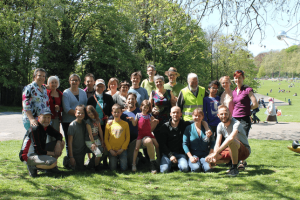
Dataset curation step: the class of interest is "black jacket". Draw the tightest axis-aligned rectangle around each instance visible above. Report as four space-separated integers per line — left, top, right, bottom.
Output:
158 119 191 158
87 93 113 118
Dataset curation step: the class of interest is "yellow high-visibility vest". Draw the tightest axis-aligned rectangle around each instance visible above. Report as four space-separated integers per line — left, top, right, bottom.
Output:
182 86 205 121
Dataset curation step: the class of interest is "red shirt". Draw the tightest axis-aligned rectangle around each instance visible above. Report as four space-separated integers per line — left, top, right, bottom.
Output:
47 89 63 120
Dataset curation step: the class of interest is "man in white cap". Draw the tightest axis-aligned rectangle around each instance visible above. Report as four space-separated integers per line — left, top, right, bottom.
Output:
19 108 65 177
141 64 157 96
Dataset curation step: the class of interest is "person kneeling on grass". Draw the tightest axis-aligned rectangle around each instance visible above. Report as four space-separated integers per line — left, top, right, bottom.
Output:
205 105 251 176
85 105 105 171
19 108 65 177
127 100 160 173
63 105 96 170
105 104 130 171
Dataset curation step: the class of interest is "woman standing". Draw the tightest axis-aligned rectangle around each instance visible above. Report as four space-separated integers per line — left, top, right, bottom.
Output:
106 77 119 96
87 79 113 133
149 75 176 129
232 70 258 169
112 81 131 110
47 76 63 132
265 98 277 123
22 68 49 130
62 74 88 156
219 76 234 114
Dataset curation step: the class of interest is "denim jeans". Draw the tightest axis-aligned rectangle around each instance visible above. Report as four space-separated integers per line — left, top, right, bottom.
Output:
160 153 189 173
188 156 211 172
108 150 128 171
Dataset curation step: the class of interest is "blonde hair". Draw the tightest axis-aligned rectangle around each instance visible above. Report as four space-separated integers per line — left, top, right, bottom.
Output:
107 77 119 91
219 76 231 84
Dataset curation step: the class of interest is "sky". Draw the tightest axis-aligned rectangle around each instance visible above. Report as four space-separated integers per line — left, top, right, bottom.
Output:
198 2 300 57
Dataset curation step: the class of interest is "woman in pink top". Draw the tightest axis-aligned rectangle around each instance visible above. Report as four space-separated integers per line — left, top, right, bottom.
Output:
219 76 234 115
232 70 258 169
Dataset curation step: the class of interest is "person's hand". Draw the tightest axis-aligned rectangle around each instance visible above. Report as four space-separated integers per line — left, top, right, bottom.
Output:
109 150 117 157
190 156 198 163
170 156 178 163
126 117 134 122
91 143 97 151
70 157 76 167
30 119 38 127
107 120 113 125
153 118 159 124
205 130 212 138
55 105 60 112
116 149 124 155
205 153 217 163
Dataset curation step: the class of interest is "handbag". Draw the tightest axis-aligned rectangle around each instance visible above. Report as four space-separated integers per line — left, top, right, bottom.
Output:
94 94 108 124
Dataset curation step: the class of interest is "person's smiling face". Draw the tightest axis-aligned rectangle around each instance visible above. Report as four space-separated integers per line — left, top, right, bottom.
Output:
34 71 46 86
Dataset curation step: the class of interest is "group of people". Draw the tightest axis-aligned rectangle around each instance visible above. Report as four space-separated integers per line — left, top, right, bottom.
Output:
20 66 258 177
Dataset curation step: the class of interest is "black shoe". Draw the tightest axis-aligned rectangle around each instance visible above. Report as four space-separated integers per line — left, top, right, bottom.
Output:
150 160 157 174
227 168 239 176
27 165 38 177
46 166 61 174
63 156 71 169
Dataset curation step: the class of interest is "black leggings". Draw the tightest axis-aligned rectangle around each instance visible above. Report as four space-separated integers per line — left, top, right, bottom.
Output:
62 122 71 157
234 116 251 137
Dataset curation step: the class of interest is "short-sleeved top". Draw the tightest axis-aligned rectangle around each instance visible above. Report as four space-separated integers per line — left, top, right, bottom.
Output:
68 120 87 155
164 82 185 97
217 118 251 153
141 79 156 96
105 120 130 151
128 87 149 107
203 96 221 127
22 82 50 124
85 118 100 141
232 85 253 118
151 90 171 124
121 108 140 142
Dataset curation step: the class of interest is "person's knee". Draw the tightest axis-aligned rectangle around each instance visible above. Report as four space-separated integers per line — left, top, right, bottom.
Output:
180 164 189 172
143 138 153 146
190 164 200 172
160 164 170 173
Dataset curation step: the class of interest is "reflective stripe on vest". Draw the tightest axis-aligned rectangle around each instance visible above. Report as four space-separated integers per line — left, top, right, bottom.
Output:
181 86 205 121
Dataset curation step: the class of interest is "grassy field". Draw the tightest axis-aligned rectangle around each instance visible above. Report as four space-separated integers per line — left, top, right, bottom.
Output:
255 79 300 122
0 139 299 199
0 105 22 113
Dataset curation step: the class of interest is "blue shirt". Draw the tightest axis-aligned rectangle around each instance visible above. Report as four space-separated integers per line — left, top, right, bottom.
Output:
128 87 149 108
203 96 221 127
183 123 215 158
121 108 140 142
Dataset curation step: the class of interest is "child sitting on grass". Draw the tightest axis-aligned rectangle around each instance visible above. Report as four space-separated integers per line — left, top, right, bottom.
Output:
105 104 130 171
127 100 160 174
85 105 104 171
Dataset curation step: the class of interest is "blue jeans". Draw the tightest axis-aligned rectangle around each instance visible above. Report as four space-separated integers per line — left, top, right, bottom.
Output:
108 150 128 171
188 156 211 172
160 153 189 173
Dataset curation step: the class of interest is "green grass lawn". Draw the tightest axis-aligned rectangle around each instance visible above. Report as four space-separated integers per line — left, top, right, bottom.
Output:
1 139 299 199
256 80 300 122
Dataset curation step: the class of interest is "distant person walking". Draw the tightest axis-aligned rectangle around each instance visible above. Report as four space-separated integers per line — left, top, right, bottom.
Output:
264 98 278 123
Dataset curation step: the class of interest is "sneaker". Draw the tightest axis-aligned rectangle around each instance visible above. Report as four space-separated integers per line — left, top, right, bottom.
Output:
132 164 137 172
238 161 247 171
46 166 61 173
27 165 38 177
84 158 90 166
63 156 70 169
150 161 157 174
227 168 239 176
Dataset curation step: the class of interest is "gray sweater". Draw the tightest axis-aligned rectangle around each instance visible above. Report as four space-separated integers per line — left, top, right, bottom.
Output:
62 88 87 123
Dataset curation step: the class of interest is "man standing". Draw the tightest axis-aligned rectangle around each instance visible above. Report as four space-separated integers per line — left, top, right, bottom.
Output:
128 71 149 107
177 73 207 122
141 64 157 96
83 73 95 99
20 108 65 177
205 105 251 176
158 106 191 173
164 67 185 98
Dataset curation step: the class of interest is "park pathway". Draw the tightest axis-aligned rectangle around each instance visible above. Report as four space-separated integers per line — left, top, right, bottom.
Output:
0 112 299 142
